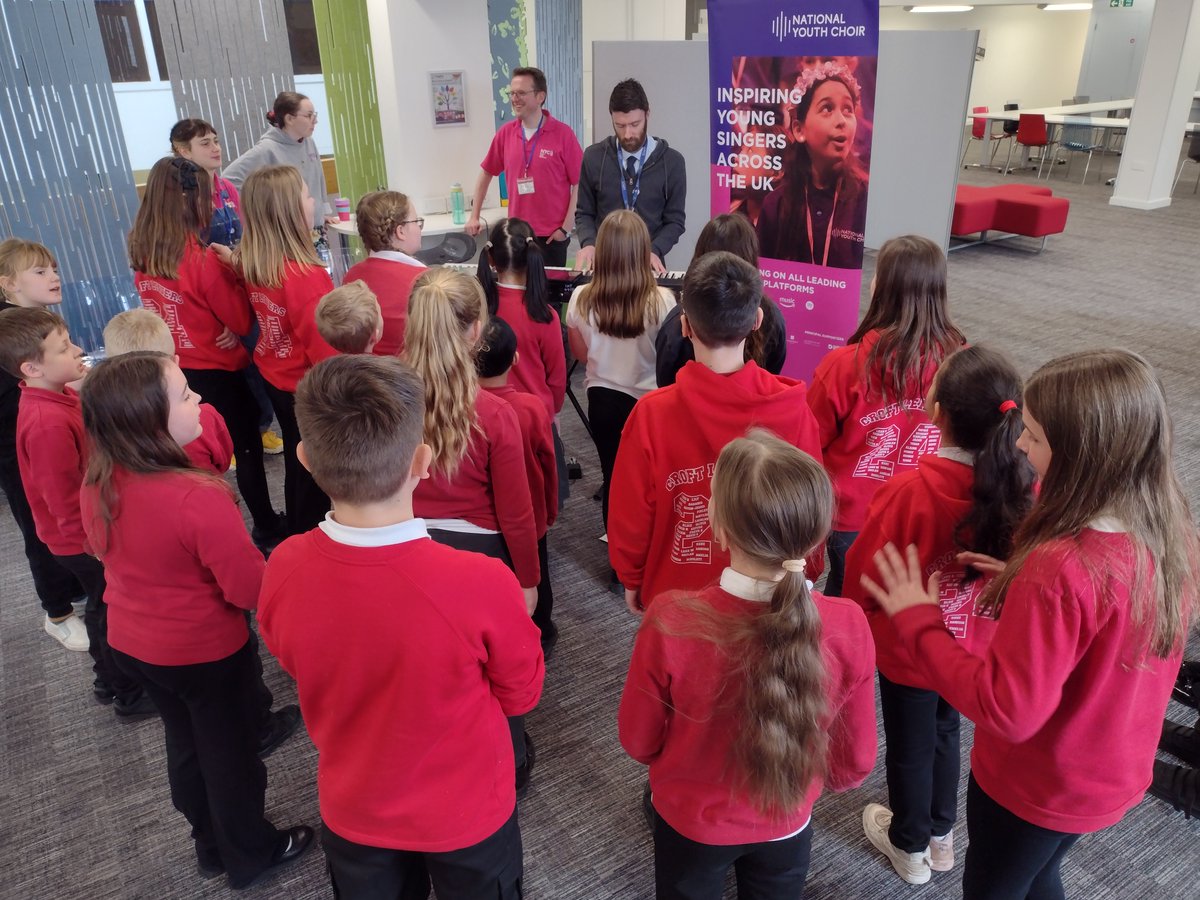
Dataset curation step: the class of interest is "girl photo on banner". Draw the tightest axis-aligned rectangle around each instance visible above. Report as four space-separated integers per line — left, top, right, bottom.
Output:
731 55 877 269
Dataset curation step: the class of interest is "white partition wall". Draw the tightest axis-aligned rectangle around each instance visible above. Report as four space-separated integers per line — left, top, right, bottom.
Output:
591 41 711 269
866 30 978 250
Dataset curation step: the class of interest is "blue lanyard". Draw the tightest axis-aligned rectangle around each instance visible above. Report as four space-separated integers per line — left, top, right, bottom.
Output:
520 114 546 177
620 142 648 210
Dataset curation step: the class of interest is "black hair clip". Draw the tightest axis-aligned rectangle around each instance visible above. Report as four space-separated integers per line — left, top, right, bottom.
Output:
169 157 201 192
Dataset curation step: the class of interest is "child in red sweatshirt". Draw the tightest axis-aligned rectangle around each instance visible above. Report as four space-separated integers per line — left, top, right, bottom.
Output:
806 235 966 596
238 164 338 533
0 307 149 716
0 238 87 651
259 355 543 900
609 251 822 614
342 190 426 356
314 281 384 355
861 349 1198 900
404 267 541 791
477 316 560 653
79 352 310 890
844 346 1036 886
620 430 876 898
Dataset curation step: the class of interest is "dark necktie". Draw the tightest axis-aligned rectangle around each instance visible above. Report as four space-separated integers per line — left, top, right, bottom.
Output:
625 154 638 189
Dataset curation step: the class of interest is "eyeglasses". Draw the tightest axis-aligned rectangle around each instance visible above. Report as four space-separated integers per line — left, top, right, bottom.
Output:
400 217 425 228
297 112 318 120
509 90 540 99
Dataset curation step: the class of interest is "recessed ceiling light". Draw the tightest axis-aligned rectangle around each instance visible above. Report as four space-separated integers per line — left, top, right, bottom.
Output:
905 5 975 12
1038 3 1093 10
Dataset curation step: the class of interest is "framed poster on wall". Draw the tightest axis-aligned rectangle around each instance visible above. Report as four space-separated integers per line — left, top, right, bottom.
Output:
430 70 467 126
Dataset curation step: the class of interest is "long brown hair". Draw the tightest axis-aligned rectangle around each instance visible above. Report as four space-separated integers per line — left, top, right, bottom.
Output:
402 268 486 476
80 353 227 554
236 165 320 288
662 430 833 816
979 349 1196 656
576 210 662 338
847 234 964 405
128 157 213 279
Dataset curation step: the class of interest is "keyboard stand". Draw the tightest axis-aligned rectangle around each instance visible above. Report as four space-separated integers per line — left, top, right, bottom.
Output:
564 359 592 440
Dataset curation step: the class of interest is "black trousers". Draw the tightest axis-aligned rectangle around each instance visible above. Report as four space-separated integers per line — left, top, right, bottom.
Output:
653 810 812 900
533 534 554 635
822 529 859 597
0 458 82 618
427 529 528 770
263 382 331 534
238 325 276 432
245 616 274 733
52 552 141 703
878 673 961 852
586 386 638 528
551 422 568 509
962 774 1081 900
323 808 523 900
112 639 282 886
182 367 278 531
534 235 568 268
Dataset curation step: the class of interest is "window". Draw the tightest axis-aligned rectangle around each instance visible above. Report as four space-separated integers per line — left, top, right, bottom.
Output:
283 0 322 75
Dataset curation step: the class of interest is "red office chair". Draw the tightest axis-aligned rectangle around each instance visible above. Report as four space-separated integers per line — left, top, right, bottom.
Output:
1005 114 1053 179
960 106 1005 168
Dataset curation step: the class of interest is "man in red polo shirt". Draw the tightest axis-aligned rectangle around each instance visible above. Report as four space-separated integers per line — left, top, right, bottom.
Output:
467 67 583 267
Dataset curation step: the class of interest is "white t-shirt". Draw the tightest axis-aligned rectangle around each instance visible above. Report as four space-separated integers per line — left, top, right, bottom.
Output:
566 285 676 398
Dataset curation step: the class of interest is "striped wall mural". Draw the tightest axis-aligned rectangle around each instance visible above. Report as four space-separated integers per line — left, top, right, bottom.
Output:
534 0 583 144
311 0 386 204
152 0 296 165
0 0 141 352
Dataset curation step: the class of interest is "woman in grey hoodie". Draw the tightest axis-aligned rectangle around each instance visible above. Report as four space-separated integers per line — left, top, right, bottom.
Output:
224 92 333 229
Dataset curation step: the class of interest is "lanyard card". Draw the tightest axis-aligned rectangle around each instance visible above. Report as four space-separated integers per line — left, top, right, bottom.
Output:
517 177 536 195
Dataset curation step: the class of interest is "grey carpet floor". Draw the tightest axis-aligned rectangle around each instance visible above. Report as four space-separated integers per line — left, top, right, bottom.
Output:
2 150 1199 898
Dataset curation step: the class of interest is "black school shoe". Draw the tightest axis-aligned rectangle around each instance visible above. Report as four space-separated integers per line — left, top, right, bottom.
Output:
252 513 290 556
258 705 302 759
516 733 537 799
113 691 157 722
93 679 115 705
539 622 559 662
1173 660 1200 710
1159 720 1200 769
228 825 315 891
1149 760 1200 819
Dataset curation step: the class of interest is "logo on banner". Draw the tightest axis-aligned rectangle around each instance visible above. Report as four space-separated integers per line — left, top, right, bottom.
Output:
771 11 866 42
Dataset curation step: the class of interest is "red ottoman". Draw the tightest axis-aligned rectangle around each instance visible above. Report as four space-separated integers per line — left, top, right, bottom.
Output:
993 195 1070 242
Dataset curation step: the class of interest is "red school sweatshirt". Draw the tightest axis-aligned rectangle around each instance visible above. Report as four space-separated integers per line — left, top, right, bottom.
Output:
342 254 425 357
843 454 998 689
80 469 264 666
412 390 540 587
619 581 877 845
608 360 823 607
248 262 338 392
482 383 558 537
891 529 1183 833
258 529 544 852
136 240 253 371
495 285 567 418
806 330 944 532
184 403 234 475
16 385 86 555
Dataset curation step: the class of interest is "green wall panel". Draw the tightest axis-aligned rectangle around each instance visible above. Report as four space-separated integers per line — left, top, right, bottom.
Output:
312 0 387 202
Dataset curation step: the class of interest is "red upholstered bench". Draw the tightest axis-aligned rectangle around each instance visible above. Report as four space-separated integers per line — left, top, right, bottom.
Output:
950 184 1068 252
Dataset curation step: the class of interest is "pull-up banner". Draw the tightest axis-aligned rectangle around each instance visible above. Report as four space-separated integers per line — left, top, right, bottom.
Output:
708 1 879 382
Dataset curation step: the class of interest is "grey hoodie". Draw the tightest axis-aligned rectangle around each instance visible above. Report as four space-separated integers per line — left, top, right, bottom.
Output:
223 127 331 228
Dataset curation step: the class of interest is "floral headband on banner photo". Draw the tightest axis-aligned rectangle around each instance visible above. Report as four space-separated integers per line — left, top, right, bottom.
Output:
786 61 862 131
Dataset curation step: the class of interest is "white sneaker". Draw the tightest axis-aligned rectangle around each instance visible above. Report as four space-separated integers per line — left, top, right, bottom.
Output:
929 830 954 871
44 614 90 652
863 804 932 885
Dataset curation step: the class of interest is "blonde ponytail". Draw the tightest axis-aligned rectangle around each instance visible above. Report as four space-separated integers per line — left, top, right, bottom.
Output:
403 268 486 475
